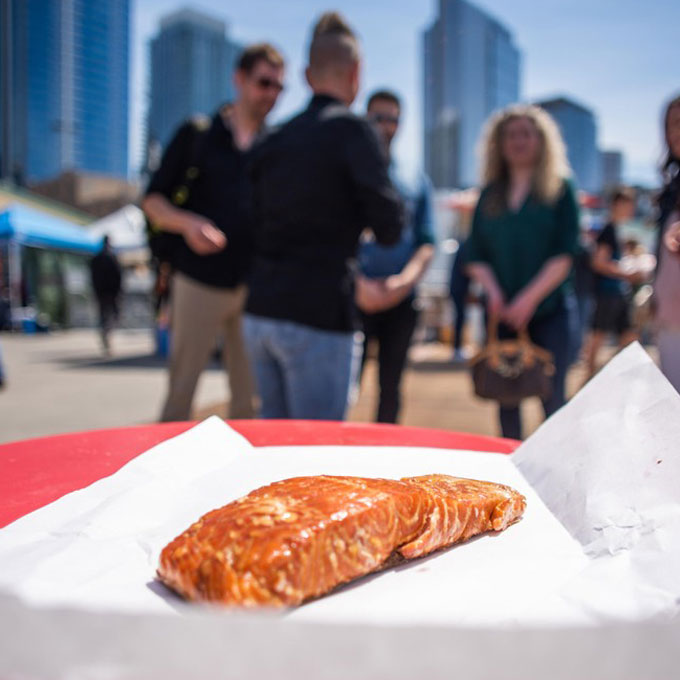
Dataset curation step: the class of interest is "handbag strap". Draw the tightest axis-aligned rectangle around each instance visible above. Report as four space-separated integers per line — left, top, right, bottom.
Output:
485 317 537 369
470 316 555 372
517 327 536 368
486 316 500 368
487 315 500 343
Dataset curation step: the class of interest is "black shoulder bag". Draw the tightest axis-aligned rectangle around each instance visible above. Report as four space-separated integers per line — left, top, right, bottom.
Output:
145 116 211 266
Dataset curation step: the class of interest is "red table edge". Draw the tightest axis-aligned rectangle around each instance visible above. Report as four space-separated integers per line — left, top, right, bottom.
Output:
0 420 519 529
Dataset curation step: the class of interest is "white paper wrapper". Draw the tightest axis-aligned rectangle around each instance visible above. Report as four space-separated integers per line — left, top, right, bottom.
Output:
0 342 678 629
512 342 680 621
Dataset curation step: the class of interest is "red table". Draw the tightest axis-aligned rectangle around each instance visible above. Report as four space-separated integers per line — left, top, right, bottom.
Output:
0 420 518 529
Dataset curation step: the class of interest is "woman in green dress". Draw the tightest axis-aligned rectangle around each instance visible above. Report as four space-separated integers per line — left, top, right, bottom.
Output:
466 104 579 439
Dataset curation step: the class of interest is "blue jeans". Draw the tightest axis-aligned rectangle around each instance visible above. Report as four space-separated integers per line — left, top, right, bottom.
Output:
498 297 577 440
243 315 362 420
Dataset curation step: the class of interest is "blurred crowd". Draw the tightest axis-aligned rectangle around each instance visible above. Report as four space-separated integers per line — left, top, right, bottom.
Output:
109 11 680 439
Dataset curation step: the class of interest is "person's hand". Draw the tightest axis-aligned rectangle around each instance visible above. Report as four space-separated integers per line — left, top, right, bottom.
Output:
625 270 646 286
182 215 227 255
355 276 392 314
664 221 680 258
502 291 538 330
382 274 413 308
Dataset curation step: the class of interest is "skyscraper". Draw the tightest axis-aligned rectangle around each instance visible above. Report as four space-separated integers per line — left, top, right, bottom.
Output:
0 0 130 183
147 9 242 154
536 97 600 193
423 0 521 189
600 149 624 193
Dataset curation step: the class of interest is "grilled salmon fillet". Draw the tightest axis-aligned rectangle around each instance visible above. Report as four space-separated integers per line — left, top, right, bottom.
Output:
157 474 525 607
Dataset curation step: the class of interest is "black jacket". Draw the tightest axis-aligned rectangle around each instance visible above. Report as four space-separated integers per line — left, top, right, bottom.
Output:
247 94 404 332
145 108 255 289
90 250 121 299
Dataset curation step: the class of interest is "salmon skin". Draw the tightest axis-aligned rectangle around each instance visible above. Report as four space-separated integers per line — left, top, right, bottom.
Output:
158 474 526 607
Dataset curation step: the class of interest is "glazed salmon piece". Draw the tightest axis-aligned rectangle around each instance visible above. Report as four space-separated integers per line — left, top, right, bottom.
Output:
397 474 528 559
158 474 525 607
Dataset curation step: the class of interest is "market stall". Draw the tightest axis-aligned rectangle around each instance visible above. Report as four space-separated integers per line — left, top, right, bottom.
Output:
0 202 101 329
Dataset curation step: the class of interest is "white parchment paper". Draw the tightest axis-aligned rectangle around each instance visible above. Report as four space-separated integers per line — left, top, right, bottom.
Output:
0 342 678 628
512 342 680 622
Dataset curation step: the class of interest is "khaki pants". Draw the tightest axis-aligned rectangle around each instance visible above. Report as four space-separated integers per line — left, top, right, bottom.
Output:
160 272 255 421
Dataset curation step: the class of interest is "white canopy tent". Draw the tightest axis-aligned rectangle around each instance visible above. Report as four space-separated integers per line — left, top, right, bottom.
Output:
88 204 148 256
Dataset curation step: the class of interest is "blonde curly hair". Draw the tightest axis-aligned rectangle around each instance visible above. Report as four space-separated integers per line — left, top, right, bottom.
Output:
478 104 571 212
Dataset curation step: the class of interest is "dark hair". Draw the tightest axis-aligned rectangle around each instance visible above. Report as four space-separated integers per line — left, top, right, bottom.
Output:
308 11 359 77
367 89 401 110
312 11 355 39
236 43 285 74
609 186 636 205
662 94 680 165
659 94 680 217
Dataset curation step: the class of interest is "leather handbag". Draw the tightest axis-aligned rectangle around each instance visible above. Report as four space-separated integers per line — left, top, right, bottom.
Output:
469 318 555 407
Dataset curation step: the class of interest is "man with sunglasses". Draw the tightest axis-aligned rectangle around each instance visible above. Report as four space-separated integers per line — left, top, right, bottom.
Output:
142 43 285 422
355 89 435 423
245 13 403 420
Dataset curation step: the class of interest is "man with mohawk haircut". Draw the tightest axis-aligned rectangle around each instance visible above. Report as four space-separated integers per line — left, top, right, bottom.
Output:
245 12 404 421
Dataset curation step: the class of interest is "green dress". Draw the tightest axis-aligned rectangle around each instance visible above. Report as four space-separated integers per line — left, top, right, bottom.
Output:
466 179 580 319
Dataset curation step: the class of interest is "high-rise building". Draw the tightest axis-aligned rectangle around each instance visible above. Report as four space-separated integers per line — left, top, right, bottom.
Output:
147 9 242 154
600 149 624 193
423 0 521 189
0 0 130 183
536 96 600 194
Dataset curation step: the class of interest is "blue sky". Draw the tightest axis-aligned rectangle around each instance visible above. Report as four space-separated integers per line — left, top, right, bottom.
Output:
132 0 680 186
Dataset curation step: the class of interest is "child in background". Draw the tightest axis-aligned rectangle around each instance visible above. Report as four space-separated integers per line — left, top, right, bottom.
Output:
584 187 643 378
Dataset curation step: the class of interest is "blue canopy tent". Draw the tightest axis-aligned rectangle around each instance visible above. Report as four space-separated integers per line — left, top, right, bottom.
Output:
0 203 102 329
0 203 101 254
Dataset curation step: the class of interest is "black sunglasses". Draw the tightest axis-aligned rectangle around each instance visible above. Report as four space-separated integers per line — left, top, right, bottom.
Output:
255 77 285 92
370 113 400 125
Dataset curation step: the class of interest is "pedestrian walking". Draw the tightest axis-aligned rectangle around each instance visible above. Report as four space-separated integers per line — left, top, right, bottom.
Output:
90 235 122 355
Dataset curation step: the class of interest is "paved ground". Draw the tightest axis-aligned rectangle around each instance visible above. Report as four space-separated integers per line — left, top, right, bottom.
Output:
0 329 227 444
194 340 605 438
0 327 633 445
